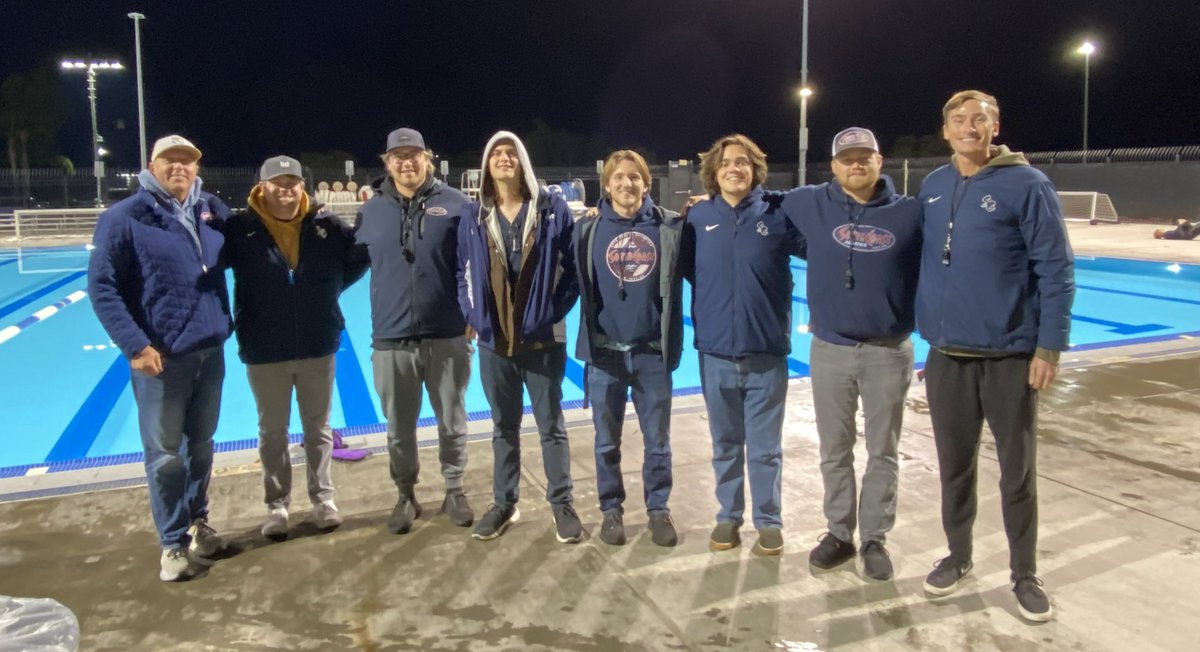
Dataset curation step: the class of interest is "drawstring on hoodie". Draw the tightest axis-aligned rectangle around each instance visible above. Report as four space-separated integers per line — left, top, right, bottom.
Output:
843 200 867 290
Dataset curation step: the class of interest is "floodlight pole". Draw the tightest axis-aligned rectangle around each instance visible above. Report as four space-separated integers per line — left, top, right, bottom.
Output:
798 0 810 185
129 12 148 169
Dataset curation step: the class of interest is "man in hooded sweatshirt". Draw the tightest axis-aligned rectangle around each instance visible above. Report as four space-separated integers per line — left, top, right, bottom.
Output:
221 156 367 539
780 128 922 581
353 128 476 535
457 131 581 543
87 135 230 581
573 150 684 547
681 134 805 557
916 90 1074 623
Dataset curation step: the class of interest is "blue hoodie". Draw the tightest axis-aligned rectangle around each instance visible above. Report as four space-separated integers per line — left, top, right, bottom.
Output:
681 187 805 357
781 175 922 345
916 147 1074 356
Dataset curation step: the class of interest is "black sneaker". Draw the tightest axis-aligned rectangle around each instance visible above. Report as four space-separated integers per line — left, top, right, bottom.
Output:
599 511 625 546
648 511 678 547
472 503 520 541
1012 575 1053 622
553 503 583 544
441 490 474 527
860 540 894 580
924 557 973 596
809 533 855 569
709 522 740 551
387 494 422 535
752 527 784 556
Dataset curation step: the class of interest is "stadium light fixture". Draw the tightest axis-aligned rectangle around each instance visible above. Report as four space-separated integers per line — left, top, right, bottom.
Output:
60 59 124 206
1076 41 1096 162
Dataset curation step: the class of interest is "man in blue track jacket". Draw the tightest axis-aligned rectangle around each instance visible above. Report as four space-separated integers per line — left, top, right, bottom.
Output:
87 135 230 582
353 128 476 535
681 134 805 556
782 128 922 581
457 131 581 543
916 90 1074 623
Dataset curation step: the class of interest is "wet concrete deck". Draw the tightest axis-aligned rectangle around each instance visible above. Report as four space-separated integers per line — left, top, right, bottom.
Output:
1 221 1198 651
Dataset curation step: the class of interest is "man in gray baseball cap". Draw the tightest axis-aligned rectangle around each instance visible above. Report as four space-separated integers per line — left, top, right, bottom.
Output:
221 154 368 540
351 127 477 535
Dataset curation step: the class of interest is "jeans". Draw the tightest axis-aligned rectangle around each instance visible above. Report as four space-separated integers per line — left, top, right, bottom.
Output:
699 352 787 529
130 346 225 549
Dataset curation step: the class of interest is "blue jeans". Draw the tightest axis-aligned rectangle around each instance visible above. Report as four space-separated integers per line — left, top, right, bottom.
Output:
130 346 225 549
699 353 787 529
478 345 573 509
588 349 673 514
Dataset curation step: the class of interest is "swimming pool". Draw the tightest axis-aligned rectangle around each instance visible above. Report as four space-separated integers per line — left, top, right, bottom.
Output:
1 247 1198 475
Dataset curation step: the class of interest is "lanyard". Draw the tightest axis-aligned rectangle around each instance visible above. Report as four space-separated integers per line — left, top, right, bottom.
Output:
942 176 973 266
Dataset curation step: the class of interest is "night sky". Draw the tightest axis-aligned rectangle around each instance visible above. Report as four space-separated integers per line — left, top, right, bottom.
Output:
4 0 1199 169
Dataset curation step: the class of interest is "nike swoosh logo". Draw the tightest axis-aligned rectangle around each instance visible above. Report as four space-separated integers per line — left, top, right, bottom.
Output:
927 196 943 203
706 224 719 231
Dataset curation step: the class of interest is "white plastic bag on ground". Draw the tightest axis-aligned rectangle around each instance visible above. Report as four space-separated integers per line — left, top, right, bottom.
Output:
0 596 79 652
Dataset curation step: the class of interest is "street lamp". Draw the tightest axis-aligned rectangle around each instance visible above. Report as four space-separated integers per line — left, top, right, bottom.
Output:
60 59 124 206
128 12 148 170
797 0 811 185
1076 41 1096 162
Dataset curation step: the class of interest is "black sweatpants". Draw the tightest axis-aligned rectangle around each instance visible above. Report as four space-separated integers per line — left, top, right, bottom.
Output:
925 348 1039 578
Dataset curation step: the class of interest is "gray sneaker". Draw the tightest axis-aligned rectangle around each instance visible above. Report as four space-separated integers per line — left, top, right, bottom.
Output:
752 527 784 556
552 503 583 544
159 547 191 582
261 507 289 540
599 511 626 546
311 501 343 530
1012 575 1053 622
709 522 740 551
648 510 678 547
472 504 520 541
924 557 973 596
860 540 894 580
188 518 221 558
441 490 474 527
387 494 422 535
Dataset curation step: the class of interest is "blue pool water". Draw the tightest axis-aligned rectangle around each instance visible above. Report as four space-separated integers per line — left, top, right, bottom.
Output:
1 246 1198 475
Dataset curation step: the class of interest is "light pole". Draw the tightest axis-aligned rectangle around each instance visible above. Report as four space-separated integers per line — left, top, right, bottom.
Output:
1076 41 1095 163
128 12 148 169
798 0 810 185
61 59 124 206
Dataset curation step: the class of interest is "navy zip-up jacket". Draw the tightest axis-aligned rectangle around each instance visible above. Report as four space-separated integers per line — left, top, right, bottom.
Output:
221 204 367 365
782 175 922 345
681 187 805 357
916 148 1074 355
88 186 231 359
352 176 470 344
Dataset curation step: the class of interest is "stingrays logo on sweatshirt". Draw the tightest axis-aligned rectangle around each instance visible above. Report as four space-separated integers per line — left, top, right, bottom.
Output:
980 194 997 212
605 231 657 282
832 224 895 252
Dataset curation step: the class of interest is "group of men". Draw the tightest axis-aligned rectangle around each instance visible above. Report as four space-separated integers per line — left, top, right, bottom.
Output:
86 89 1073 624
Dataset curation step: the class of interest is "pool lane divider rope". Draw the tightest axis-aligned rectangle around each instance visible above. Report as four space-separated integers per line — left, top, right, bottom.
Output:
0 289 87 344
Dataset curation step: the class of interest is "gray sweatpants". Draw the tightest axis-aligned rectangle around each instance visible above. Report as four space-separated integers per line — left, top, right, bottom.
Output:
246 354 336 510
809 336 913 544
371 336 472 493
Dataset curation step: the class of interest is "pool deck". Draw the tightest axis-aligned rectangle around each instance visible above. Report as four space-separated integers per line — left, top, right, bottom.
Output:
1 221 1198 650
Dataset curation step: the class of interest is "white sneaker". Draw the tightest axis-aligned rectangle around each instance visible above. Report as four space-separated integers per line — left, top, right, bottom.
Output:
311 501 343 530
188 518 222 557
261 507 289 539
159 547 191 582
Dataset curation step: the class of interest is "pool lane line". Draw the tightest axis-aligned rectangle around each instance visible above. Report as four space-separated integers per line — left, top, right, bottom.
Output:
1076 283 1200 307
44 354 130 462
0 270 87 321
333 329 378 427
0 290 87 344
564 357 586 391
0 258 17 269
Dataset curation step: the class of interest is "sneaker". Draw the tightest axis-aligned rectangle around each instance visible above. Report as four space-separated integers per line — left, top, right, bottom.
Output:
441 490 475 527
188 518 221 558
159 547 191 582
648 511 678 547
552 503 583 544
709 522 740 551
752 527 784 556
261 507 289 540
924 557 973 596
472 504 520 541
1012 575 1053 622
599 511 626 546
311 501 343 530
809 532 856 569
387 494 422 535
860 540 894 580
